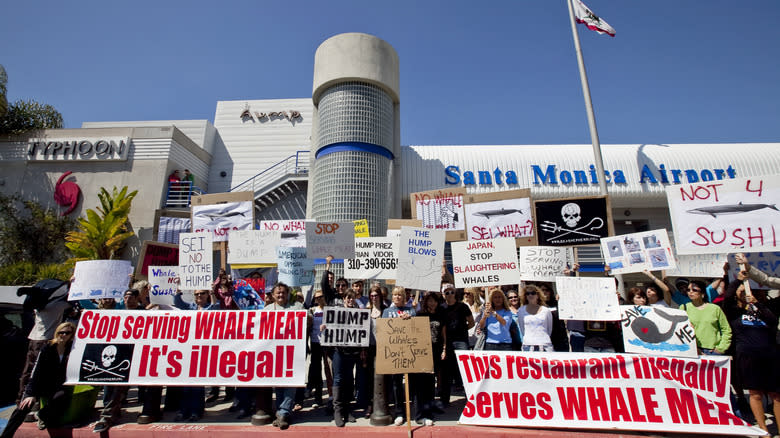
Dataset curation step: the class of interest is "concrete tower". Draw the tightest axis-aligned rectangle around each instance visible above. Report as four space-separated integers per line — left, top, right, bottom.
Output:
307 33 400 236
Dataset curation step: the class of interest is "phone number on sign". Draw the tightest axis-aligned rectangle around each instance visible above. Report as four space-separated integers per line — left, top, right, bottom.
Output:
347 258 397 270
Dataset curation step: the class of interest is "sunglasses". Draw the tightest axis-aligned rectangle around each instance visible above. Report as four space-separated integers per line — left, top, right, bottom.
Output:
444 291 455 295
315 295 325 299
508 296 519 299
194 292 208 296
525 291 538 296
57 331 73 335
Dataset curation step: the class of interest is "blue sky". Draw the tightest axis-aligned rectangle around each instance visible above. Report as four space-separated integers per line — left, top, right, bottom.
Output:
2 0 779 146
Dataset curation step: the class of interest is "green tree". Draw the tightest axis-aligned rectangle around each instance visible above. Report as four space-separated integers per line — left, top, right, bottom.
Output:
0 193 75 266
0 99 63 134
65 186 138 262
0 65 7 119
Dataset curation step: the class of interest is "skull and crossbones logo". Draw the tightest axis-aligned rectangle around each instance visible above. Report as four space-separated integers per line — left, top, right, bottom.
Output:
540 203 604 241
81 345 130 379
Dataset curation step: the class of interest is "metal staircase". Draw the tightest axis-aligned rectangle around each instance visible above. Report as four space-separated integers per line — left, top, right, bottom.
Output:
230 150 310 208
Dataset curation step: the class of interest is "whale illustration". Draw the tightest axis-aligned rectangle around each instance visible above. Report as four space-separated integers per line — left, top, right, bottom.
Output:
630 308 689 344
474 208 522 219
203 211 246 220
687 202 779 218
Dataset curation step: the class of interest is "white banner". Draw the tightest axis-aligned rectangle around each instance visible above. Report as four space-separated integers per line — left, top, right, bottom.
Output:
320 307 371 347
465 197 534 240
345 236 398 280
276 247 314 287
556 276 620 321
192 201 253 242
666 174 780 255
148 266 178 307
305 222 355 259
67 310 307 386
601 229 676 274
178 233 213 290
228 230 281 264
620 305 697 358
69 260 134 300
667 254 725 278
396 226 445 291
413 189 465 232
451 237 520 288
456 351 761 435
259 220 306 247
518 246 575 282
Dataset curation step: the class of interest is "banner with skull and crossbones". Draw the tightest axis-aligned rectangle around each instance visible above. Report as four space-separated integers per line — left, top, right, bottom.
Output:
534 196 613 246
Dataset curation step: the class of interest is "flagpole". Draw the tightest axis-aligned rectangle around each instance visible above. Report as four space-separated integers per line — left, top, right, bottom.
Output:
566 0 608 196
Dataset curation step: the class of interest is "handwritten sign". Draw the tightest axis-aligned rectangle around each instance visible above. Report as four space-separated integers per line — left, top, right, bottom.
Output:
666 174 780 254
396 227 445 291
192 200 253 242
276 247 314 287
667 254 725 278
69 260 134 300
556 276 620 321
727 252 780 289
320 307 371 347
136 241 179 280
353 219 370 238
620 305 697 358
179 232 213 290
518 246 575 282
601 229 676 274
375 317 433 374
411 188 466 241
464 190 535 244
259 220 306 248
228 230 281 264
345 236 398 280
148 266 178 306
451 237 521 288
305 222 355 259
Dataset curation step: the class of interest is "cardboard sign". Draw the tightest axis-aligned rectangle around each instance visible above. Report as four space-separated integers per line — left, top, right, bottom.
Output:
518 246 576 282
320 307 371 347
345 236 399 280
148 266 178 307
353 219 370 238
620 305 697 358
386 219 422 237
67 310 307 386
464 189 537 246
556 276 621 321
259 219 306 247
276 247 314 287
534 195 613 247
666 174 780 254
727 252 780 290
375 317 433 374
451 237 521 288
410 187 467 241
305 222 355 259
136 241 179 280
396 227 445 291
70 260 134 300
191 192 254 242
601 229 676 274
228 230 281 265
456 351 761 436
178 233 214 290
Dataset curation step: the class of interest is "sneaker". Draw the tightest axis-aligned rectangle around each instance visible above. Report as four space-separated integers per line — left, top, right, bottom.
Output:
424 418 434 426
35 412 46 430
137 414 159 424
394 416 404 426
93 419 111 433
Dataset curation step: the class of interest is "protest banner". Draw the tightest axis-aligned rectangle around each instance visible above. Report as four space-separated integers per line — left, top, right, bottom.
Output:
666 174 780 255
66 309 306 386
148 266 178 307
727 252 780 289
386 218 422 237
396 226 445 291
227 230 281 265
276 247 314 287
620 305 697 358
191 192 254 242
410 187 467 241
155 209 192 244
179 232 213 290
556 276 620 321
320 307 370 347
136 241 179 280
353 219 370 238
456 351 761 435
451 237 520 288
534 195 613 247
601 229 676 274
518 246 576 282
305 221 355 259
69 260 135 300
345 236 398 280
375 317 433 374
667 254 725 278
464 189 537 246
259 219 306 247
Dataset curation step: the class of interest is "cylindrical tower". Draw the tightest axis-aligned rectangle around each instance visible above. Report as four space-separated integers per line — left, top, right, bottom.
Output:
307 33 400 237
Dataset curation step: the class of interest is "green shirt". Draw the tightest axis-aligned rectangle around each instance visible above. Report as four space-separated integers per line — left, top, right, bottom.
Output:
680 302 731 352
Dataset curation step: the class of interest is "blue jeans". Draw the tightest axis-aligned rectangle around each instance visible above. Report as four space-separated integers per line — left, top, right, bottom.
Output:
485 343 513 351
275 387 296 418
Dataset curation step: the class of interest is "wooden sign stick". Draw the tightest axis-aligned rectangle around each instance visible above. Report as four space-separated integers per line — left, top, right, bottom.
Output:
405 373 412 437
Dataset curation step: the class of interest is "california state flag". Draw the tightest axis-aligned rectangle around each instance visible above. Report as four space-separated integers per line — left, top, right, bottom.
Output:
573 0 616 37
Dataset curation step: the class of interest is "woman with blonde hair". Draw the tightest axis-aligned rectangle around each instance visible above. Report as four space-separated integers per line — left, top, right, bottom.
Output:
518 285 554 352
479 288 513 351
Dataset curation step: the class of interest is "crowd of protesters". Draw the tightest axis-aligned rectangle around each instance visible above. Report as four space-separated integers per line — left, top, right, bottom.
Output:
2 252 779 435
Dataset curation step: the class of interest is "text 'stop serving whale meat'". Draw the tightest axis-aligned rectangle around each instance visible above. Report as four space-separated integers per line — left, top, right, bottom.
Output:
686 202 779 218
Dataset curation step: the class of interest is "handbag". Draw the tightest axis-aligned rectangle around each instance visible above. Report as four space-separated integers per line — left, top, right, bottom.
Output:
474 330 487 351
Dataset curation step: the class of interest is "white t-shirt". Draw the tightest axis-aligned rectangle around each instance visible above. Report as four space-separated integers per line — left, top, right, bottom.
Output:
518 305 553 346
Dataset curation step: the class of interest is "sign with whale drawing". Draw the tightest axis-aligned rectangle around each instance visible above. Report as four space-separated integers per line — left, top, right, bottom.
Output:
464 189 537 246
620 305 697 358
600 229 676 275
191 191 255 242
666 174 780 255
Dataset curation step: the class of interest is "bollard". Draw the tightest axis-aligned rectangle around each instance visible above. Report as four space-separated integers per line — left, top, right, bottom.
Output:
369 374 392 426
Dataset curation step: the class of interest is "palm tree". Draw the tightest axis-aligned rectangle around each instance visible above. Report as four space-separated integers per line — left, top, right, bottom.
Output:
65 186 138 262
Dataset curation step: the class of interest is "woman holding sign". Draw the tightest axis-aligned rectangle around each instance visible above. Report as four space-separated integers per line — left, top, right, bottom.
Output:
325 291 364 427
479 288 514 351
517 285 553 352
381 287 416 426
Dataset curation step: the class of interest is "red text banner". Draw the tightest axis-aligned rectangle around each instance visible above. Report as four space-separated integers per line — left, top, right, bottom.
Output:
456 351 764 436
67 310 307 387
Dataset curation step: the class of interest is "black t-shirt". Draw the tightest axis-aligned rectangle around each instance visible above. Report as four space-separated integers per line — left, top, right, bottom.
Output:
445 302 471 343
419 307 447 346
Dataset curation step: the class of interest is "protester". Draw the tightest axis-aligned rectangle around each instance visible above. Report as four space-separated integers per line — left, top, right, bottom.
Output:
642 270 672 307
381 287 415 426
307 290 330 410
324 291 363 427
479 287 513 351
736 253 780 289
360 285 386 417
626 287 648 306
517 285 553 352
463 287 482 348
680 280 731 355
415 292 446 426
440 283 473 407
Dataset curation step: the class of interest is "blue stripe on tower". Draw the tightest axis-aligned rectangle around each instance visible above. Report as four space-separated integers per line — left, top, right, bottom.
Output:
315 142 394 160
